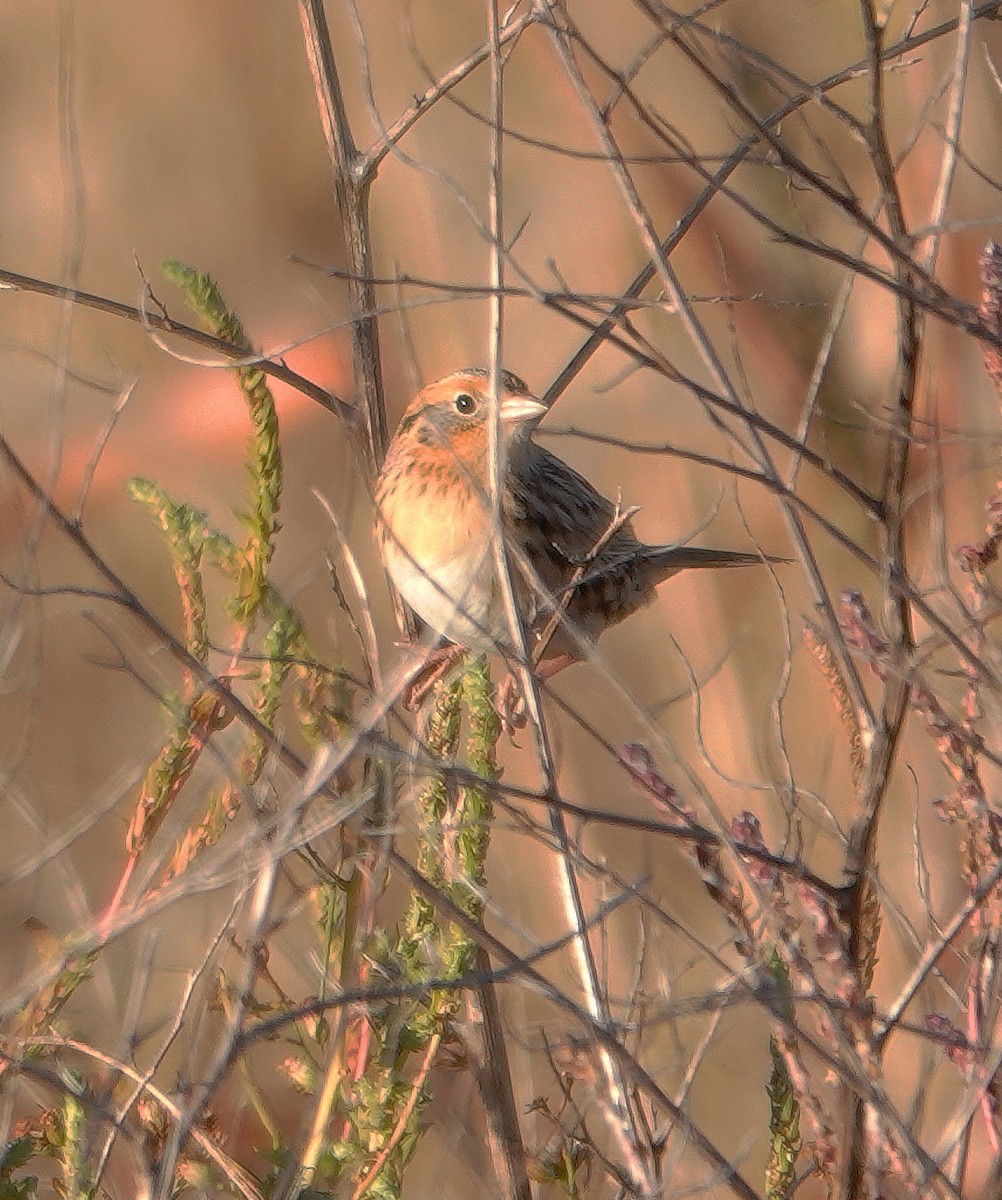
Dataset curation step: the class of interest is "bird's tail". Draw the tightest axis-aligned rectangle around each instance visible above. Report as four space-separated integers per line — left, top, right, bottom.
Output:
641 545 787 579
561 545 787 601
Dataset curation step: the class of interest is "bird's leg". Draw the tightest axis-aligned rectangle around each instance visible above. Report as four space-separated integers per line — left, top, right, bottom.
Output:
537 652 578 679
496 650 580 737
401 642 469 711
495 672 527 736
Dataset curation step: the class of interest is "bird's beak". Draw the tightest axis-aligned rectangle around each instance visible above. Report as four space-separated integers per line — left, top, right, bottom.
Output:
499 396 547 425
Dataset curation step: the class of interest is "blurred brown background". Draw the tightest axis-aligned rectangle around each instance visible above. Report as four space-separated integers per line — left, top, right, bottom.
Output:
2 1 1002 1194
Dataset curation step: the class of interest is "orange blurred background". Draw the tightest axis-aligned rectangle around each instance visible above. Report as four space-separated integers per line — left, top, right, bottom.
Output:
2 1 1002 1194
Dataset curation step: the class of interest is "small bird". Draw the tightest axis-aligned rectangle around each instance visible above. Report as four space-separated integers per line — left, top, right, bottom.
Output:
375 368 777 680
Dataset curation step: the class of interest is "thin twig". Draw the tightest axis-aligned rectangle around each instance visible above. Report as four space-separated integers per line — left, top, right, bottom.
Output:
13 1034 265 1200
0 265 354 422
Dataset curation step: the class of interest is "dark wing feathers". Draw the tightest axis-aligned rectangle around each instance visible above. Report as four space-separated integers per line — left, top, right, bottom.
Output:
505 445 642 563
505 443 778 633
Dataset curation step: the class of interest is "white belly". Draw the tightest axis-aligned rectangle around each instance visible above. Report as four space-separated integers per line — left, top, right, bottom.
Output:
385 538 505 652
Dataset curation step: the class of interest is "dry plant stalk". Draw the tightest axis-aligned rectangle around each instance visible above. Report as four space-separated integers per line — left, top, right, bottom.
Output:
7 5 1002 1200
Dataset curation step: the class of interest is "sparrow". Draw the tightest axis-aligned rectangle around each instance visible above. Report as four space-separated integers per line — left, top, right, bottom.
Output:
375 368 777 680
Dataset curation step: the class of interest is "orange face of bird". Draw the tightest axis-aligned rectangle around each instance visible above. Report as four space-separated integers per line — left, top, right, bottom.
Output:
384 369 547 486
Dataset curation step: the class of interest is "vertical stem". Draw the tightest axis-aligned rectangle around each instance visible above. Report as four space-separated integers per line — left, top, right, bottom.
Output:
486 4 653 1196
478 12 537 1198
461 657 533 1200
298 0 418 659
298 0 388 476
838 4 919 1195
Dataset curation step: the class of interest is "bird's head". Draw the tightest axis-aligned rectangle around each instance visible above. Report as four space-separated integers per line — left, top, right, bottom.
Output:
391 368 547 471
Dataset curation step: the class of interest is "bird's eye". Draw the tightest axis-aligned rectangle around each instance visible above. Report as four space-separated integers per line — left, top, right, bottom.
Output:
454 392 477 415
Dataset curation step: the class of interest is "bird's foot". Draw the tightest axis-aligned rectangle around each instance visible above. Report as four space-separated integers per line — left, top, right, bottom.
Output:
402 643 469 711
496 673 528 740
496 653 579 740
